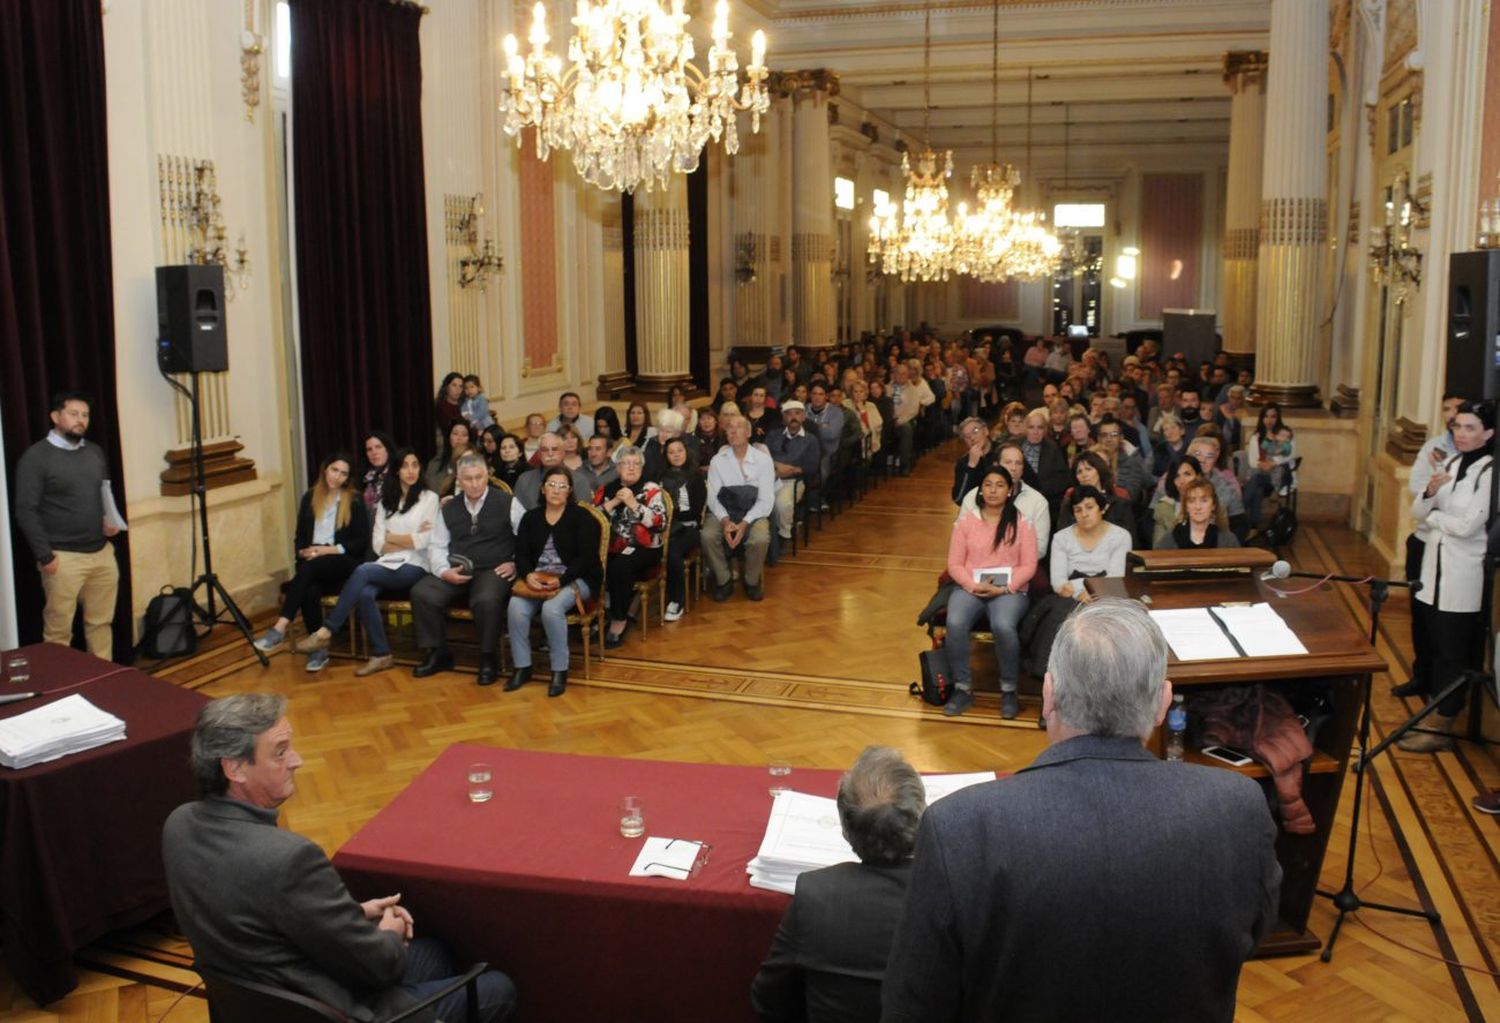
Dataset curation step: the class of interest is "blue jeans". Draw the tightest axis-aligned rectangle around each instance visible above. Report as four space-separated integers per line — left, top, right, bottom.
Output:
324 561 427 656
945 588 1029 691
399 935 516 1023
508 579 589 672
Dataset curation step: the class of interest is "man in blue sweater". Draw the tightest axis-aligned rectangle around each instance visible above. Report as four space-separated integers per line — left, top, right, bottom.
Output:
15 392 122 659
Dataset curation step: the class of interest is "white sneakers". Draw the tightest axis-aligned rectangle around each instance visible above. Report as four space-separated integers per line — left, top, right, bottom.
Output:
664 602 684 622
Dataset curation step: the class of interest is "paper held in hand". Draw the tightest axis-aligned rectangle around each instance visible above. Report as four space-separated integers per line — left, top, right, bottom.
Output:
974 566 1011 588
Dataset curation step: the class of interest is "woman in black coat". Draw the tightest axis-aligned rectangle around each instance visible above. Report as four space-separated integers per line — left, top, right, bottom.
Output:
506 466 603 697
658 437 706 622
252 452 370 670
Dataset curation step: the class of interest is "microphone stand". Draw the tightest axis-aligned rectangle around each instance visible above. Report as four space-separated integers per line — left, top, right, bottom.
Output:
1305 573 1438 962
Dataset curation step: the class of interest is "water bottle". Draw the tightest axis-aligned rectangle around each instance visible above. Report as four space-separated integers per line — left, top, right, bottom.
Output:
1165 695 1187 762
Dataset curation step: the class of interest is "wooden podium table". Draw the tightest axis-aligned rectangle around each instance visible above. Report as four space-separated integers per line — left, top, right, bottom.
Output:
1086 571 1387 956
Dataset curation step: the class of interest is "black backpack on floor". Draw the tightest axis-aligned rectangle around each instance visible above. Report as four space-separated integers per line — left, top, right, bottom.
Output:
137 586 198 660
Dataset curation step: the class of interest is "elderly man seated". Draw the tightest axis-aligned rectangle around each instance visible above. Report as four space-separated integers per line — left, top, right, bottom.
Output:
163 694 516 1022
765 400 821 543
510 432 594 529
751 746 925 1023
703 414 776 601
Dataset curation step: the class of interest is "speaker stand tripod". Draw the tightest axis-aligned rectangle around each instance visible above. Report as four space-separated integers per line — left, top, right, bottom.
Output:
180 370 268 667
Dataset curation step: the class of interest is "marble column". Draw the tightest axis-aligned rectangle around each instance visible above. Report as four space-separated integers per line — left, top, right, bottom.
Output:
791 79 836 348
1252 0 1327 407
631 174 693 397
595 196 631 398
1221 50 1267 368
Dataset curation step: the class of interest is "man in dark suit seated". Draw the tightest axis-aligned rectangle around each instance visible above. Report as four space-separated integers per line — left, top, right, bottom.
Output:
162 694 517 1022
882 598 1281 1023
751 746 925 1023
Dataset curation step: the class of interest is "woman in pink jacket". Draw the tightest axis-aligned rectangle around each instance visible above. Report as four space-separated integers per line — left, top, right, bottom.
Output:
943 465 1039 720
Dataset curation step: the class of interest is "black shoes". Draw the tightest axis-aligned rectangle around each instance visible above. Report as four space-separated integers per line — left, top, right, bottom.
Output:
413 649 454 678
604 622 629 649
548 671 568 697
476 655 499 687
745 582 764 601
1001 691 1020 720
712 582 734 602
1389 677 1428 698
504 666 532 691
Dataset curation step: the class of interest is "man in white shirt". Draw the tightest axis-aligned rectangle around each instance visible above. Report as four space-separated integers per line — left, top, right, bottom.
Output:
547 392 594 440
703 415 776 602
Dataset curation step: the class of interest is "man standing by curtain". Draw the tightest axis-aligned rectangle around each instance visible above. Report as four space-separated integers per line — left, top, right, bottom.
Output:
15 392 122 659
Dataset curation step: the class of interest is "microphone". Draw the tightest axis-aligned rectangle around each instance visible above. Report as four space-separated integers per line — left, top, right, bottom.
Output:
1261 559 1421 593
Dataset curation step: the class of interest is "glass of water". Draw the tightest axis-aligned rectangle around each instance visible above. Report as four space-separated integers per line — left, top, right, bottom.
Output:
467 762 493 804
768 761 792 797
619 795 645 838
3 653 29 687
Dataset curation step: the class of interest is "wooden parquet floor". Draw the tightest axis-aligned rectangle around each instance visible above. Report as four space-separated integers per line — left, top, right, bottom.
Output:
6 438 1500 1023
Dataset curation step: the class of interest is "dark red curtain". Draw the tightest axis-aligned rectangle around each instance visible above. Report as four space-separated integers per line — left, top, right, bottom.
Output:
290 0 433 461
0 0 132 659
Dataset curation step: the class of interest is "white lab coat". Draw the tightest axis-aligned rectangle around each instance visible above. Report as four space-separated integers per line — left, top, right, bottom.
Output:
1412 452 1492 612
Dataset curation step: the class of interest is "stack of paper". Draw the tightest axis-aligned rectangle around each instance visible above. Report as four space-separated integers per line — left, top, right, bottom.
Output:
0 694 127 769
1148 608 1241 661
746 773 996 894
1210 603 1308 657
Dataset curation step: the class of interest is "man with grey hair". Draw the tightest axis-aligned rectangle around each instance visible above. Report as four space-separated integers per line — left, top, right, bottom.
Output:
412 453 516 686
752 746 924 1023
162 695 516 1021
883 598 1280 1022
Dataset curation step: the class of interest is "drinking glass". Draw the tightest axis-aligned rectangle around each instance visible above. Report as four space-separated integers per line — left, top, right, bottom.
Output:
619 795 645 838
768 761 792 797
467 762 493 804
3 653 30 687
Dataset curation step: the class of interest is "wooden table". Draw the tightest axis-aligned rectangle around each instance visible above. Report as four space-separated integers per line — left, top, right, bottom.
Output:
1086 573 1387 955
0 644 207 1004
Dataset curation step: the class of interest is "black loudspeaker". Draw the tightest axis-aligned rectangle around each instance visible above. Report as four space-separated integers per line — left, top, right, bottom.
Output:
1446 250 1500 402
156 264 227 373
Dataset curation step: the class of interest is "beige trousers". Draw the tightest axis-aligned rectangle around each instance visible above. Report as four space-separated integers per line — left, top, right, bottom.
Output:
41 546 120 660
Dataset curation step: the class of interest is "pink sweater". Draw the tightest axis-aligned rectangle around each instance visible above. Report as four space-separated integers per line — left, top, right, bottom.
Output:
947 514 1039 593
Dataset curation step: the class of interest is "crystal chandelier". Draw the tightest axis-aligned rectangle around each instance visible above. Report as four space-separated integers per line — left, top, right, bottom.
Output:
866 0 958 282
952 0 1022 282
998 67 1061 281
498 0 769 194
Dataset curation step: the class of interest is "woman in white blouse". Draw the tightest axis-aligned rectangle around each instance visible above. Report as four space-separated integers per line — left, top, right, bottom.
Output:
1400 401 1494 751
296 447 441 676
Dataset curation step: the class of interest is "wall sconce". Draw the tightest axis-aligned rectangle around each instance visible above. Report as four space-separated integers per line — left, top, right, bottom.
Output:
1109 246 1139 289
1368 171 1424 304
182 160 251 299
455 194 503 291
735 234 758 285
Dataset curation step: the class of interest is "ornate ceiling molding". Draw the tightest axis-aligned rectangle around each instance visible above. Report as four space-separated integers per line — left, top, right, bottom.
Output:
768 68 841 97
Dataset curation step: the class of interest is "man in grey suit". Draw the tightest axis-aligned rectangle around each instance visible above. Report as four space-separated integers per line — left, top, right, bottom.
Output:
882 598 1280 1023
752 746 926 1023
162 694 516 1022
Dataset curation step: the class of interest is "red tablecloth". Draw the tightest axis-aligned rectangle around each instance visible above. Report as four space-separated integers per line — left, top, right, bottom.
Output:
0 644 207 1005
333 745 843 1023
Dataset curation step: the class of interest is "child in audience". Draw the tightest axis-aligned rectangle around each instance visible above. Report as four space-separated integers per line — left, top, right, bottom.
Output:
461 374 494 431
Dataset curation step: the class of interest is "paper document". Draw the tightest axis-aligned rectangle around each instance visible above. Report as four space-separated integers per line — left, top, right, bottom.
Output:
629 837 707 880
1209 603 1308 657
1148 608 1241 661
0 693 127 769
101 482 128 531
974 566 1011 588
921 772 997 804
746 791 857 895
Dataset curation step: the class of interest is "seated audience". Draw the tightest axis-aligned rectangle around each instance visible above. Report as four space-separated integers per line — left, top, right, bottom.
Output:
942 466 1038 720
294 448 438 676
744 383 783 445
952 417 994 505
1064 412 1094 461
1151 412 1191 478
1242 404 1294 530
253 453 369 666
1020 409 1071 507
694 406 726 464
511 432 595 528
1187 434 1246 533
643 408 695 480
163 695 517 1023
806 383 847 499
595 446 667 649
1093 415 1153 504
411 455 516 687
581 433 619 494
424 418 473 497
1050 486 1132 602
1056 450 1135 534
622 401 655 451
766 400 821 542
521 412 547 461
710 377 740 414
359 431 396 514
548 390 594 439
847 379 882 460
557 423 586 473
882 599 1280 1022
751 746 925 1023
592 405 624 451
506 466 602 698
1153 455 1229 546
888 364 922 474
489 432 528 489
435 372 463 439
659 437 705 623
1157 478 1242 550
703 415 775 602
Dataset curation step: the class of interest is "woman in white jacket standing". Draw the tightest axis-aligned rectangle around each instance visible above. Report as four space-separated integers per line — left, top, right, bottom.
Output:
1401 401 1495 751
296 447 441 676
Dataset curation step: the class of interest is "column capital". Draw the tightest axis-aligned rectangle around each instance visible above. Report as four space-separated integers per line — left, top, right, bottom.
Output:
1223 50 1268 92
769 68 840 99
